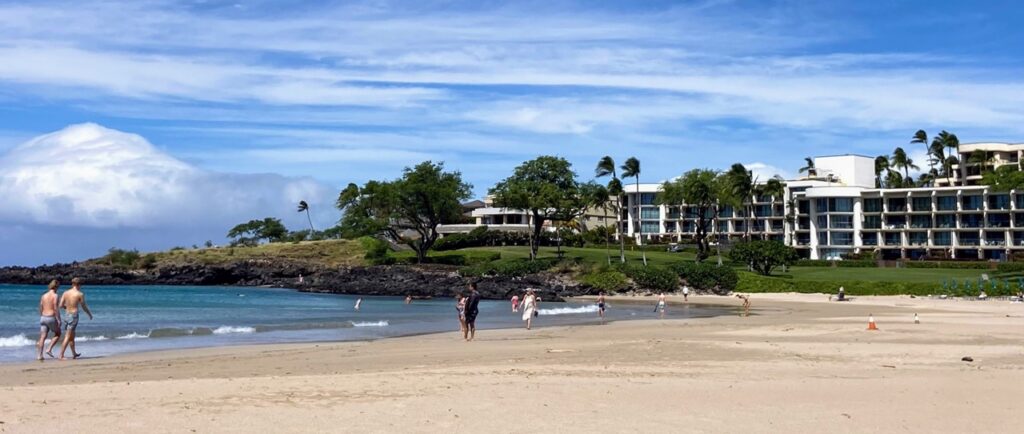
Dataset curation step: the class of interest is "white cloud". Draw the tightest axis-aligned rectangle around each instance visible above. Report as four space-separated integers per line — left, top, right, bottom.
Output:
745 162 793 182
0 123 336 230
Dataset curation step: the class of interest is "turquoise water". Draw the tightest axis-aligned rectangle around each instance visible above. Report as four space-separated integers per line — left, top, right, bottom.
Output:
0 284 730 363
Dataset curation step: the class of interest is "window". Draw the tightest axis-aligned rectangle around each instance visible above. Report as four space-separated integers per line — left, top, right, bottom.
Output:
884 233 902 246
640 207 660 220
885 216 906 229
798 201 810 214
1016 195 1024 210
863 198 882 212
830 198 854 213
640 222 660 233
665 222 677 233
667 207 680 219
639 193 657 205
861 232 878 246
962 195 982 211
989 194 1010 210
911 197 932 212
987 214 1010 228
887 198 907 212
682 221 694 233
831 215 853 229
817 215 828 228
754 205 772 217
796 234 811 246
985 232 1006 246
933 231 952 246
959 231 980 246
773 204 784 215
936 196 957 211
863 215 882 229
719 206 733 218
815 198 827 213
733 221 745 232
771 221 783 231
831 232 853 246
935 214 955 228
908 232 927 246
911 215 931 229
961 214 983 228
717 221 729 233
817 231 829 245
798 217 810 230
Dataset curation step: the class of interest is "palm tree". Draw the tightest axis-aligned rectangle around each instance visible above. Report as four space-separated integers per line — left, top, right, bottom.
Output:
587 184 613 265
874 155 890 188
297 200 315 232
596 156 625 263
726 163 755 241
620 157 646 266
798 157 817 177
755 176 786 241
891 147 919 186
911 130 932 171
933 131 960 185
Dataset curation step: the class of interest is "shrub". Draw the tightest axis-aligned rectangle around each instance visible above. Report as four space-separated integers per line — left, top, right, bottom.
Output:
579 271 630 292
359 237 393 265
728 240 798 276
996 262 1024 273
731 273 1012 296
459 258 559 277
101 248 142 268
394 251 501 266
905 261 991 270
667 262 737 294
621 265 678 291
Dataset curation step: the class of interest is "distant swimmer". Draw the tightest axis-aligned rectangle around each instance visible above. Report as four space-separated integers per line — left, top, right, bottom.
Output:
298 274 304 284
405 295 413 305
597 291 606 322
511 294 520 312
354 298 363 311
656 292 667 319
37 280 62 361
464 283 482 341
58 277 93 360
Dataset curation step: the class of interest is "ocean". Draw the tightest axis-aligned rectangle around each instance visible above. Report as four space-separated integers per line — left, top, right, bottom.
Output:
0 284 731 363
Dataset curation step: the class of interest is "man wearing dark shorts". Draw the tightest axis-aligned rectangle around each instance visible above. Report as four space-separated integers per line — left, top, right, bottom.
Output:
463 282 482 341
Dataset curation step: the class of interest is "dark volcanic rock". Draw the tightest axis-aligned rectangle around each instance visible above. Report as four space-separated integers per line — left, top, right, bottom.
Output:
0 262 590 301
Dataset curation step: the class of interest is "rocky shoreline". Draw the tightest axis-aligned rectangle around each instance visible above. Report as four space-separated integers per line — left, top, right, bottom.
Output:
0 261 590 301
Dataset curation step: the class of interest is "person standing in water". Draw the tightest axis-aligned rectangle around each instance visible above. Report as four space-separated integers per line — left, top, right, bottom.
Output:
405 294 413 304
58 277 93 360
596 292 606 322
36 280 62 361
682 285 690 302
463 283 482 341
354 298 363 311
657 293 667 319
456 292 468 334
520 289 537 330
736 294 751 317
511 294 520 312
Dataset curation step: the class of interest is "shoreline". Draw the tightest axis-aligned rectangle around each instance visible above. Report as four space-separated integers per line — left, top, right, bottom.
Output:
2 293 1021 432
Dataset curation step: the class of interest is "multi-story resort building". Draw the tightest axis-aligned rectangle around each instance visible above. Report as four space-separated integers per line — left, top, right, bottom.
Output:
934 142 1024 187
622 150 1024 261
437 196 614 237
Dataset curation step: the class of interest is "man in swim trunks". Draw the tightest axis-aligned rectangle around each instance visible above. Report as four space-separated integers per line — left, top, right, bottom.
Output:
597 292 606 321
463 282 482 341
58 277 93 360
657 292 667 319
37 280 62 360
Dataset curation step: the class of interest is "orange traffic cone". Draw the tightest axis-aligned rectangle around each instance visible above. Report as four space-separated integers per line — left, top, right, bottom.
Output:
867 314 879 331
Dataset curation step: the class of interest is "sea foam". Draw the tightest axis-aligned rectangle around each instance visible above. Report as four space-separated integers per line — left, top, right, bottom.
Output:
350 320 389 327
212 326 256 334
0 334 33 347
538 305 600 316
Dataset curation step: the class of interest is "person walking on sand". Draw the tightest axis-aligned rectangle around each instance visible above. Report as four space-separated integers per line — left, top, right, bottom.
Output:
456 292 468 334
736 294 751 317
354 298 363 311
58 278 93 360
656 293 667 319
521 289 538 330
36 280 62 360
597 292 607 322
464 283 482 341
511 294 520 312
682 285 690 302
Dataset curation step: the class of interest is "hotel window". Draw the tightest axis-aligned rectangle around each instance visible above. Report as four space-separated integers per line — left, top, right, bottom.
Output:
861 232 878 246
933 231 952 246
887 198 907 212
911 197 932 212
817 231 829 245
640 207 660 220
815 198 828 213
959 232 980 246
962 195 982 211
640 222 661 233
987 214 1010 228
863 198 882 212
863 215 882 229
884 233 901 246
639 193 657 205
667 207 681 219
910 215 932 229
719 206 733 218
771 221 783 231
830 198 854 213
1016 194 1024 209
733 221 745 232
961 214 983 228
885 215 906 229
665 222 678 233
988 194 1010 210
817 215 828 228
985 232 1006 246
908 232 928 246
796 234 811 245
773 204 784 215
831 232 853 246
798 200 810 214
798 217 810 230
935 214 955 228
831 215 853 229
754 205 771 217
936 196 957 211
717 221 729 233
682 221 694 232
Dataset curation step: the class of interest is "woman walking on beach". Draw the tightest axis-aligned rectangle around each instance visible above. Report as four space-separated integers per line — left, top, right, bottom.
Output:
456 292 468 333
520 289 537 330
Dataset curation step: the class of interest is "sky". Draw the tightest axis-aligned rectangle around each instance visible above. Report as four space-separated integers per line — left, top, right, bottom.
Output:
1 0 1023 265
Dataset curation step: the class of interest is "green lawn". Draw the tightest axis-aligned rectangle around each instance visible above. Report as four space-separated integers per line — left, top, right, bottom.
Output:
769 266 988 283
461 245 715 267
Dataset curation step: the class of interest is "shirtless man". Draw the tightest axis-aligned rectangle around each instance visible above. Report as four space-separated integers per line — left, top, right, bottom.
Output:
36 280 62 361
58 277 93 360
596 292 606 322
657 292 667 319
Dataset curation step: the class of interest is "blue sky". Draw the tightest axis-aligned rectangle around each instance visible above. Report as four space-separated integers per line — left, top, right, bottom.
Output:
1 0 1023 265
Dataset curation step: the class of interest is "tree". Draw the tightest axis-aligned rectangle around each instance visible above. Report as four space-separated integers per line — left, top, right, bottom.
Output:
728 240 799 276
658 169 724 262
725 163 755 241
799 157 817 177
932 130 960 185
584 182 614 265
874 155 890 188
227 217 288 246
885 170 904 189
911 130 934 172
338 161 471 263
981 165 1024 191
620 157 646 266
297 200 315 232
595 156 625 263
490 156 585 260
890 147 919 186
967 149 994 172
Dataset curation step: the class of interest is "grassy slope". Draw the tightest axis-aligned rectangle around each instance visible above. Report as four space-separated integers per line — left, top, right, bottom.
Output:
117 240 366 268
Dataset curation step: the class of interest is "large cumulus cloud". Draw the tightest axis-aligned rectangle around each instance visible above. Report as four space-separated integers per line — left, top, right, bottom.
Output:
0 123 338 265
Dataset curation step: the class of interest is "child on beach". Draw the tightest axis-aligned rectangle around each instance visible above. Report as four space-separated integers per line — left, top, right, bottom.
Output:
511 294 520 312
456 293 467 333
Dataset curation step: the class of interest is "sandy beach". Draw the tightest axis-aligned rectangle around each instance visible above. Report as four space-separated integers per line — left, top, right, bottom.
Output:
1 294 1022 433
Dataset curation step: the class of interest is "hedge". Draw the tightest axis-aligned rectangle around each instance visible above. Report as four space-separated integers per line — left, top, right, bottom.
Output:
667 262 738 294
996 262 1024 273
794 259 876 268
905 261 992 270
620 265 679 291
459 258 560 277
394 251 501 266
579 271 630 293
736 273 1019 296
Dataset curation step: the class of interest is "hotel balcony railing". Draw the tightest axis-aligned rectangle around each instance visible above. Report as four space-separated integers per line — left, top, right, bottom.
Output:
984 240 1006 246
908 241 928 247
831 223 854 229
1014 239 1024 246
909 224 931 229
796 241 811 246
884 224 906 229
986 222 1010 228
959 240 981 246
961 222 983 228
934 242 953 246
884 240 902 246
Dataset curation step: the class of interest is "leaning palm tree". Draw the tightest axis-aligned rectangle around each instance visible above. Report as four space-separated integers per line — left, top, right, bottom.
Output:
891 147 919 184
587 184 613 265
297 200 315 232
620 157 646 266
755 176 786 241
874 155 890 188
596 156 625 263
933 131 960 185
911 130 932 171
726 163 755 241
798 157 816 177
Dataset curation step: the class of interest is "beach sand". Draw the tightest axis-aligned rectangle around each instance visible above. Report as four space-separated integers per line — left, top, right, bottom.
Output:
1 294 1022 433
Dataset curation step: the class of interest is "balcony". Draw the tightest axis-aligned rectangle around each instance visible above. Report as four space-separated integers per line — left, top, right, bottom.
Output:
959 239 981 247
984 239 1006 247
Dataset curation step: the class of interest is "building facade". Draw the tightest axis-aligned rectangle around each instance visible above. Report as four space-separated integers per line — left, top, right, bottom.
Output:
622 153 1024 261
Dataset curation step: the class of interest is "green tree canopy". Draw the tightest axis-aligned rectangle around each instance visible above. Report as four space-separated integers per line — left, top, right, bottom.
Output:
337 161 472 262
981 165 1024 192
729 240 799 276
490 156 585 260
658 168 724 262
227 217 288 246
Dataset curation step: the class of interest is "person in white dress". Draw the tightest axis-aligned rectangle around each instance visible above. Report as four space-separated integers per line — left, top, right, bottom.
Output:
521 289 537 330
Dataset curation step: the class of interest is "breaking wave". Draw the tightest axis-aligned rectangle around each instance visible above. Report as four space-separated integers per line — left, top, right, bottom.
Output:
538 305 600 316
0 334 33 348
350 320 389 327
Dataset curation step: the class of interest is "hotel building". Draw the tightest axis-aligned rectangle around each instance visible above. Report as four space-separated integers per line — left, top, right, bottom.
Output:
622 150 1024 261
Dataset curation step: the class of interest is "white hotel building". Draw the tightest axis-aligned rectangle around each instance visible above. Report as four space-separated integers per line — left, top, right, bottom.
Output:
622 148 1024 261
